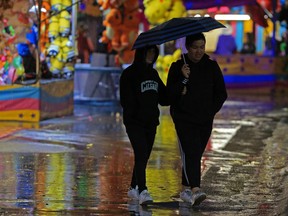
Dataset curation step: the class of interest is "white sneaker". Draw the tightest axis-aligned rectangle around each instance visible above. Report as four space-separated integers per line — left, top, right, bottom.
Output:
139 205 152 216
127 187 139 200
191 190 206 206
180 189 193 203
127 200 139 213
139 190 153 205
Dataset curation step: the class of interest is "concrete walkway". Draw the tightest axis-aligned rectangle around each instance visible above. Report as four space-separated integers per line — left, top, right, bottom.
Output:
0 94 287 215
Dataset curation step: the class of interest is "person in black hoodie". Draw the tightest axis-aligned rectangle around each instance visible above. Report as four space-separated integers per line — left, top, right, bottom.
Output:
167 33 227 206
120 45 169 205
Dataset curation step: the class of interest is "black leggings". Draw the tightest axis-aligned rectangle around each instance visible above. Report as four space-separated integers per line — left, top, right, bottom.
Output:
125 124 156 193
174 121 212 188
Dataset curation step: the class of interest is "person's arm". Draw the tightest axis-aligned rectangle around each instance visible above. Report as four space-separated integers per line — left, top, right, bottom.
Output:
120 69 137 114
155 72 170 106
212 61 228 114
166 62 188 105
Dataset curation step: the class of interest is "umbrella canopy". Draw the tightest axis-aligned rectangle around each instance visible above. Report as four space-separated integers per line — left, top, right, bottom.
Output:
132 17 225 50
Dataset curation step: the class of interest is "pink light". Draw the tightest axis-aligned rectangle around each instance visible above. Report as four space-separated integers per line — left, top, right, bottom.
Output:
207 6 230 13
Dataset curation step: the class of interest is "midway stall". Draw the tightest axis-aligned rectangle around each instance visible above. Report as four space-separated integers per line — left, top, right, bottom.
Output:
0 0 77 122
210 54 288 95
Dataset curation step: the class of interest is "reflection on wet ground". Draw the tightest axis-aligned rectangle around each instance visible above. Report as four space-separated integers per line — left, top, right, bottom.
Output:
0 92 287 215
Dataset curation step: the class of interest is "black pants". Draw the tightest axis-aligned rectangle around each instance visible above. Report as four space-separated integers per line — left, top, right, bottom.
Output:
174 120 212 188
125 124 156 193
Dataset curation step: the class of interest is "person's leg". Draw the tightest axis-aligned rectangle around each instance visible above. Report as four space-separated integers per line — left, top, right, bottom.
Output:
126 125 156 193
175 121 212 189
189 122 212 194
144 126 157 169
175 121 195 188
130 167 137 189
199 122 213 157
175 121 213 206
139 126 156 204
175 123 194 203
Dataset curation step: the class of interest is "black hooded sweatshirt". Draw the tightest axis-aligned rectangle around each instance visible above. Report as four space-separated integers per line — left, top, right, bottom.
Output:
120 45 169 127
167 53 227 124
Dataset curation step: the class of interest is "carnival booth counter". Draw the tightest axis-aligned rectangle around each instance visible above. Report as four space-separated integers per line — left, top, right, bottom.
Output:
0 79 73 122
208 54 288 97
0 0 76 122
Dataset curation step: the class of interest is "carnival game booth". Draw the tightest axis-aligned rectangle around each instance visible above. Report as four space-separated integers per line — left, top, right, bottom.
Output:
0 79 73 122
209 54 288 97
0 0 77 122
210 54 277 93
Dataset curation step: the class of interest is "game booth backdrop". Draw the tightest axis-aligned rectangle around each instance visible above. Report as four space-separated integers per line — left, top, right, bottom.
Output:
0 0 77 122
74 0 288 104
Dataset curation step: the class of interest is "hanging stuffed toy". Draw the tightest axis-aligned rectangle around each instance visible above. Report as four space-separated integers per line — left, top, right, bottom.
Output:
50 0 62 14
48 15 60 42
47 37 61 57
49 52 64 76
59 10 71 37
62 0 72 11
100 8 123 49
62 62 74 78
119 9 140 50
61 37 75 62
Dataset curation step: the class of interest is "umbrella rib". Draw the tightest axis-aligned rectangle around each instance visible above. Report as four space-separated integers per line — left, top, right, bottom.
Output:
144 22 223 37
134 23 223 45
133 17 225 49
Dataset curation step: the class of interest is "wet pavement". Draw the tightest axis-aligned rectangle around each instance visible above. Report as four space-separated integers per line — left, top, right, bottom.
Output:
0 92 288 216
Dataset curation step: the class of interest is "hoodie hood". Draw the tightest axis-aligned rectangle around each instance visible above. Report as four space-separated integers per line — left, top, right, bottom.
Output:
133 45 159 66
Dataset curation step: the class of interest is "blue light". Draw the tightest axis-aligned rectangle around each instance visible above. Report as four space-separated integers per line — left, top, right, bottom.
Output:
224 74 276 83
185 2 193 10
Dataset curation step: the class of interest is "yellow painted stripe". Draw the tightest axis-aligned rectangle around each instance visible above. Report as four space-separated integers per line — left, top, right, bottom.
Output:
0 110 40 122
0 83 39 90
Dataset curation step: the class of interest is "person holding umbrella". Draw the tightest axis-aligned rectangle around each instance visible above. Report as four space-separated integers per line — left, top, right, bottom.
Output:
120 45 169 205
166 33 227 206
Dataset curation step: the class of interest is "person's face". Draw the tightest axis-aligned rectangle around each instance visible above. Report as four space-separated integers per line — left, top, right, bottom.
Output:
186 39 205 63
145 48 156 64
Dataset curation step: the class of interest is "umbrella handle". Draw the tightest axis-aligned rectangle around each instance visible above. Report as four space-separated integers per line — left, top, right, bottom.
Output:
182 53 186 64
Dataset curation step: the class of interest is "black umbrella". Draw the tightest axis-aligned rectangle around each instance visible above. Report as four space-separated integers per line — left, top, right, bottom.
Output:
132 17 225 50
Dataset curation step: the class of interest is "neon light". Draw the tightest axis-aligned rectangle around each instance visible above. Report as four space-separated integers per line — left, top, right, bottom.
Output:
215 14 251 21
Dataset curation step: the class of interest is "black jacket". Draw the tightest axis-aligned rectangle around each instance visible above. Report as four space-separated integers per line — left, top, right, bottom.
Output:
120 45 169 127
167 53 227 124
